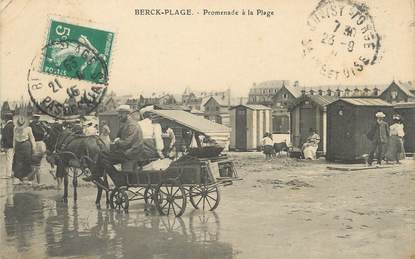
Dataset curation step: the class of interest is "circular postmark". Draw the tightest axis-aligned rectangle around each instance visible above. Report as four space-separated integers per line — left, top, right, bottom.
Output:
302 0 381 80
28 39 109 120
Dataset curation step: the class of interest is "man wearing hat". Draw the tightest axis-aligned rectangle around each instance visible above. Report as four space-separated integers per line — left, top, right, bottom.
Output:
1 113 14 178
83 105 144 181
29 114 47 142
367 111 389 165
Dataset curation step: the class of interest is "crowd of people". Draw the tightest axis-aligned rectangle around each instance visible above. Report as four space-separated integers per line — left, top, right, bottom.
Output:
261 111 406 164
261 128 320 161
0 105 182 185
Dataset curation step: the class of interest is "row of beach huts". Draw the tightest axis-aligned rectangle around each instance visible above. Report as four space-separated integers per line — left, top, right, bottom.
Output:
228 98 414 161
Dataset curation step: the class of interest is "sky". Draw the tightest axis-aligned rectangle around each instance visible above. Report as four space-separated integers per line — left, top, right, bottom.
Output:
0 0 414 102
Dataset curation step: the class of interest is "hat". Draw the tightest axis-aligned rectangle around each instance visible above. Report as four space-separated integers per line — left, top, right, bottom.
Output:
392 114 401 120
375 112 386 118
116 105 131 113
17 116 26 126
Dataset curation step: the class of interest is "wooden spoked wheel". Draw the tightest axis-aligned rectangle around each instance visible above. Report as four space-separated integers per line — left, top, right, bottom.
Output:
110 188 129 211
189 185 220 211
155 183 187 217
144 186 162 206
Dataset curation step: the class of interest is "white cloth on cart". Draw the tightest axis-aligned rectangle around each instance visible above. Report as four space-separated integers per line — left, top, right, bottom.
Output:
142 158 172 171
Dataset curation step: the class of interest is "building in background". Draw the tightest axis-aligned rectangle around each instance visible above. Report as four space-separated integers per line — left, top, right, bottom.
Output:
136 93 178 109
203 96 247 127
379 81 415 103
248 80 301 134
289 95 338 155
229 104 272 151
271 83 302 133
182 87 231 111
326 98 393 162
248 80 293 106
298 81 415 102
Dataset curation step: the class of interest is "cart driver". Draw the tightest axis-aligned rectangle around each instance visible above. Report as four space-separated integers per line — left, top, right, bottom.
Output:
83 105 145 182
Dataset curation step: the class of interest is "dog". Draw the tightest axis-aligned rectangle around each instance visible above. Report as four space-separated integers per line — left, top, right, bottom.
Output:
273 142 289 157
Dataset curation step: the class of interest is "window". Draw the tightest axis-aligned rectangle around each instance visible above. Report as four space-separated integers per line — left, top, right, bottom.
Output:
391 90 398 99
216 107 220 112
283 93 288 99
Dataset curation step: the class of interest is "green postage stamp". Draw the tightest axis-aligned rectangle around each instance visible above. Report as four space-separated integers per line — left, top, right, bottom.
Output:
42 20 114 84
27 18 115 119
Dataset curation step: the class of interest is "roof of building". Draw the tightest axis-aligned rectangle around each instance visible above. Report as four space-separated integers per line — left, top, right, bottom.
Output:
279 84 302 98
392 81 415 97
252 80 290 89
141 104 191 111
229 104 271 110
202 96 247 108
334 98 392 106
304 84 390 92
393 102 415 109
289 95 338 110
310 95 339 106
148 109 231 134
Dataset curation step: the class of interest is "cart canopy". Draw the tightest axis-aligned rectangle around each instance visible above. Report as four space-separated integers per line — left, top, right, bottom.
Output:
147 109 231 148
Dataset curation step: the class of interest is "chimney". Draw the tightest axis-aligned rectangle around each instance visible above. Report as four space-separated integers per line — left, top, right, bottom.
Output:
294 81 299 87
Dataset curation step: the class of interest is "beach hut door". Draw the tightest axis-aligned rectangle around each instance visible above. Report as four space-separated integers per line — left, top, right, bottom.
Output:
236 109 247 149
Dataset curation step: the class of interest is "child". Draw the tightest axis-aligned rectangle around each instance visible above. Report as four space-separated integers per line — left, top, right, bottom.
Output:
262 132 274 161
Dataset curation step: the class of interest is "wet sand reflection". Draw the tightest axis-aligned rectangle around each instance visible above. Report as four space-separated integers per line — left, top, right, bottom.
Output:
2 192 233 258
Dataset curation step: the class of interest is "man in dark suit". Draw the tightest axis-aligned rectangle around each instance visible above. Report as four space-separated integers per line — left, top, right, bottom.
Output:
83 105 144 181
1 113 14 178
367 112 389 165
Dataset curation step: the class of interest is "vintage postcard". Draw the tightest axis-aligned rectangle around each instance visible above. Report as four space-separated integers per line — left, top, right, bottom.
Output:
0 0 414 258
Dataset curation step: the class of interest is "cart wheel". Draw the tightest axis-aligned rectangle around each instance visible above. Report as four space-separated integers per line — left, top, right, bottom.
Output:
189 185 220 211
110 189 129 211
155 183 186 217
144 186 161 205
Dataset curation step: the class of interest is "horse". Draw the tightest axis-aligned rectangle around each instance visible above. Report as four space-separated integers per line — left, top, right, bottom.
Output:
44 123 110 206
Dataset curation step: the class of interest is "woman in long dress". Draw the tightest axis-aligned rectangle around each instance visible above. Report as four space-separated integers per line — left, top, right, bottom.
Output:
302 128 320 160
12 117 36 183
386 114 405 164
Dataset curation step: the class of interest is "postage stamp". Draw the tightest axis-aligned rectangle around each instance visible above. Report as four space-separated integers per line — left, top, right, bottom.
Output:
28 18 115 120
42 20 114 84
302 0 381 80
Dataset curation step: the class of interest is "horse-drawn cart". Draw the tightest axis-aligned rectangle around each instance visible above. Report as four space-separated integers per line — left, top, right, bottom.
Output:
100 154 239 217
